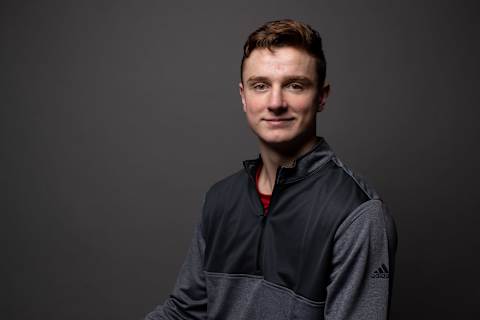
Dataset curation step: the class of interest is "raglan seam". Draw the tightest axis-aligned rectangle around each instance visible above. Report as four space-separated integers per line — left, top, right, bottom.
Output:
331 155 378 201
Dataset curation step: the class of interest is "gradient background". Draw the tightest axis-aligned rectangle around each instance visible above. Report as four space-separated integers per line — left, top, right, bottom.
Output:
2 0 479 319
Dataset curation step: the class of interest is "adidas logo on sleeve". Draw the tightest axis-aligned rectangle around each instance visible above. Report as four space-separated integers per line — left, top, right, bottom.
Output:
371 263 390 279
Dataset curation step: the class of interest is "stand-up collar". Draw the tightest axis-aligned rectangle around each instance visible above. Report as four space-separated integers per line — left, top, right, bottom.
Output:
242 136 335 185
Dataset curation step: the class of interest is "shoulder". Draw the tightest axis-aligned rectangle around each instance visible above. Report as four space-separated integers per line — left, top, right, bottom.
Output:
204 168 247 202
201 167 249 216
306 152 381 226
325 155 397 251
317 152 396 237
199 168 250 236
327 154 380 201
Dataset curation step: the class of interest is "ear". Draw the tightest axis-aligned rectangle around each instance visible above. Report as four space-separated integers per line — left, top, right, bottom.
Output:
239 82 247 113
316 83 331 112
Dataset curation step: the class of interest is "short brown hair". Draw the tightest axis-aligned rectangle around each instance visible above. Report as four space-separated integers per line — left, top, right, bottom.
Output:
240 19 326 87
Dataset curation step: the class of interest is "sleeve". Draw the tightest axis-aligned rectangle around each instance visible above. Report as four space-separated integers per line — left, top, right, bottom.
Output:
324 199 398 320
144 205 208 320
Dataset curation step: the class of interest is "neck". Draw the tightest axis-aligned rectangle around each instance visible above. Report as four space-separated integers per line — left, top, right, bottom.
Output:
257 134 319 195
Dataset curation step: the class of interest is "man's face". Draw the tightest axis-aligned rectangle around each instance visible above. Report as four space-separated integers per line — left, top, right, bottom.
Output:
239 46 329 148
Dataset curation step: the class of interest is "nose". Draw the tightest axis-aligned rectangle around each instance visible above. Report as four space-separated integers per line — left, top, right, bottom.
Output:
267 86 287 112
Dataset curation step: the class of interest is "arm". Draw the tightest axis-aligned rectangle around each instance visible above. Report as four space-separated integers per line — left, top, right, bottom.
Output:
144 217 208 320
325 199 397 320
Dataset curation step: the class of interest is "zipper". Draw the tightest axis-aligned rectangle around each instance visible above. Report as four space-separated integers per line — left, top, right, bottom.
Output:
251 166 283 274
255 215 267 273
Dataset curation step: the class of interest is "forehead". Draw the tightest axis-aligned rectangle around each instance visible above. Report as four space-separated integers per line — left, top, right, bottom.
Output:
242 47 317 81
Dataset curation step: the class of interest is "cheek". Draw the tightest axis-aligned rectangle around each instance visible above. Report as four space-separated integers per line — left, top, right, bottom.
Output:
243 102 261 125
289 96 317 115
244 96 265 115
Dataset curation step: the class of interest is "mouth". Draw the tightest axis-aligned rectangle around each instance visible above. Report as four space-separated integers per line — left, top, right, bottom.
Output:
264 117 294 122
264 118 294 125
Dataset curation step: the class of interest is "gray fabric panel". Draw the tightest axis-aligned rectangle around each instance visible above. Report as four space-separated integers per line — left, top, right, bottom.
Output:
205 272 325 320
325 199 394 320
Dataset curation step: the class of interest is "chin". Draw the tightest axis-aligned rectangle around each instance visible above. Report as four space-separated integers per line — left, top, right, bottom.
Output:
257 130 296 146
255 126 316 151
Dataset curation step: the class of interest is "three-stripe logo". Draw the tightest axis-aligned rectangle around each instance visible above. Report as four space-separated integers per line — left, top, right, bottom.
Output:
371 263 390 279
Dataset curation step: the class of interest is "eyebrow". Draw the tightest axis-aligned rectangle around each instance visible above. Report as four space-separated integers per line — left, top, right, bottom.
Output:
246 76 270 85
246 76 314 85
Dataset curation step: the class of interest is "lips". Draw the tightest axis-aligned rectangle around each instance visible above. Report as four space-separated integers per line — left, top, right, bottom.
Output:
264 118 294 122
263 117 294 126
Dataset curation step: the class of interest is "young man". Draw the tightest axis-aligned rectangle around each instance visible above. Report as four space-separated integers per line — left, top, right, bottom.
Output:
145 19 397 320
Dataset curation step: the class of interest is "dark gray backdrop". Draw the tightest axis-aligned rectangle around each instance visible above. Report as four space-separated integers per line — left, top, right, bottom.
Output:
3 0 479 319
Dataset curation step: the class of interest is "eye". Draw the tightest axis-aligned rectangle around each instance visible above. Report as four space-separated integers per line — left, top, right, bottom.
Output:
252 83 268 91
286 82 304 91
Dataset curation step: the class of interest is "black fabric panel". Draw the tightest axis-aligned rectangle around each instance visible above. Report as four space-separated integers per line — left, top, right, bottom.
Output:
202 156 372 302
